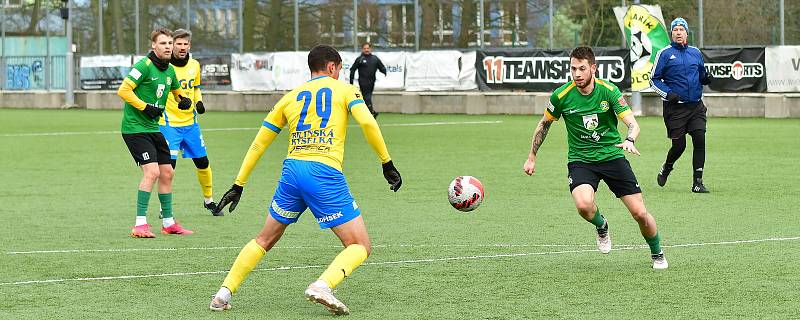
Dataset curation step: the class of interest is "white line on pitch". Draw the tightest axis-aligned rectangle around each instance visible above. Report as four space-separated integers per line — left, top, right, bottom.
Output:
6 242 612 255
0 120 503 137
2 236 797 286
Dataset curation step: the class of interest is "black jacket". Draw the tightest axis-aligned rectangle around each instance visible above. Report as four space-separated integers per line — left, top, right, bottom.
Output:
349 54 387 85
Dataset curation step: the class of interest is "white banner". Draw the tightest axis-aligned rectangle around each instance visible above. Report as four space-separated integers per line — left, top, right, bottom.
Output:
766 46 800 92
405 50 462 91
230 53 275 91
272 51 311 90
80 55 131 68
340 51 360 84
341 52 406 90
80 55 133 90
458 51 478 90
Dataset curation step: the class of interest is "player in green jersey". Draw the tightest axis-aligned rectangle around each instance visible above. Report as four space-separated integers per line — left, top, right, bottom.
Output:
523 46 667 269
118 27 194 238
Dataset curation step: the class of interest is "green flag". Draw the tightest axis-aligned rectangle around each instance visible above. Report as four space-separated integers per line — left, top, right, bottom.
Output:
614 5 671 92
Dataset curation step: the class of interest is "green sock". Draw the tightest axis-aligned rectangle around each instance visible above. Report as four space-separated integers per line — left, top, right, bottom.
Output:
645 232 662 254
589 207 606 228
137 190 150 216
158 193 173 219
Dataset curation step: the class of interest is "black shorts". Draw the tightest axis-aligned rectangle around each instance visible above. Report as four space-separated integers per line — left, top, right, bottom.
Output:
567 158 641 198
122 132 171 166
663 100 707 139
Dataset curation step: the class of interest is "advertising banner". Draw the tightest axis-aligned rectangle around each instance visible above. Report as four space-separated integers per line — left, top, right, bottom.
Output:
702 48 766 92
405 50 462 91
458 51 478 90
195 55 231 89
79 55 131 90
476 49 630 91
230 53 275 91
765 46 800 92
272 51 310 91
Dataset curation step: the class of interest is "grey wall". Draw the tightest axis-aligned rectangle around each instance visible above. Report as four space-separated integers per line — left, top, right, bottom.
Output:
2 91 799 118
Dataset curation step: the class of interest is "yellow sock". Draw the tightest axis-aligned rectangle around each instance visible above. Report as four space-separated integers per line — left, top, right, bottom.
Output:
318 244 368 289
196 166 213 199
221 239 266 293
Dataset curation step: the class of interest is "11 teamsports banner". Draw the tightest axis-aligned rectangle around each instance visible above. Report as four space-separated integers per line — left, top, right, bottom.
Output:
613 5 670 92
702 48 766 92
765 46 800 92
476 49 631 91
79 55 131 90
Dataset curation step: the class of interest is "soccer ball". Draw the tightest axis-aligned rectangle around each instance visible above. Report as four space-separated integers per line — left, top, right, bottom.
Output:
448 176 485 212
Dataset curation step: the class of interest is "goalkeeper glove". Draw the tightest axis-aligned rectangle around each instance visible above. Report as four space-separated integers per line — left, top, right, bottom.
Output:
215 184 243 214
666 92 680 103
701 73 713 85
178 95 193 110
143 103 163 120
382 161 402 192
195 101 206 114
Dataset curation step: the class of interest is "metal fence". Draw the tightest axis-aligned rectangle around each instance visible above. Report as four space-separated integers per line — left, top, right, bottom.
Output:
1 0 798 91
1 0 798 55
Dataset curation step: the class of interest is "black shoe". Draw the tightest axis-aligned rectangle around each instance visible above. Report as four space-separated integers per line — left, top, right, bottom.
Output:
205 202 223 216
692 178 710 193
657 164 672 187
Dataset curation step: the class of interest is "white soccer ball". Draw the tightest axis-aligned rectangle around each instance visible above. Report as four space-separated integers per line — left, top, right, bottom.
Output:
448 176 485 212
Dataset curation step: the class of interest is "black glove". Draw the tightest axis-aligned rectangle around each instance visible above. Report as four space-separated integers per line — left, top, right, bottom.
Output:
195 101 205 114
178 95 192 110
215 184 244 214
143 103 162 120
666 92 680 103
701 73 713 85
382 161 402 192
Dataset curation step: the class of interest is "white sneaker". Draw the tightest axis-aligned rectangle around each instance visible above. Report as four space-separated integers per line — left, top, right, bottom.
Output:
209 287 232 311
209 295 231 311
304 280 349 315
596 221 611 254
652 251 669 270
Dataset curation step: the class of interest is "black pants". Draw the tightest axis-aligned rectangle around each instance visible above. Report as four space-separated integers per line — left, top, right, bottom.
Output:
358 81 376 115
662 100 707 179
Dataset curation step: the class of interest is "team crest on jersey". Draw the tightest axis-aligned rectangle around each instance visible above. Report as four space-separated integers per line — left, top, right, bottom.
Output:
582 114 599 130
166 77 172 86
600 101 609 111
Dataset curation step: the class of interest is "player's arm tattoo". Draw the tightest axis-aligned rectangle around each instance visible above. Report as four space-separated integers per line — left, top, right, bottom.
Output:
531 118 553 156
622 115 640 141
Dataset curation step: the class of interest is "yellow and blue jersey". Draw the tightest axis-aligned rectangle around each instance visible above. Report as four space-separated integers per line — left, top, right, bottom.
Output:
162 58 203 127
262 76 371 171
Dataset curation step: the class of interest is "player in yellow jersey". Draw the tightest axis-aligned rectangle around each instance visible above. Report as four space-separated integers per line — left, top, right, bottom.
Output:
159 29 218 215
209 45 402 315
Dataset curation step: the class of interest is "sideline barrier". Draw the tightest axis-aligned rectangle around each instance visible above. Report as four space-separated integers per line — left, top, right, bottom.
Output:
2 90 797 118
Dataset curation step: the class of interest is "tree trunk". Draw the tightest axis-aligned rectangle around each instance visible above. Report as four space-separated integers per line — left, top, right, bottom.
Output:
420 0 436 49
25 0 42 35
242 0 257 51
458 0 476 48
267 0 283 50
111 0 127 53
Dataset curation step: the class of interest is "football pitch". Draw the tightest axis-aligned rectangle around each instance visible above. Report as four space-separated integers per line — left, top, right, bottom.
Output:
1 109 798 319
